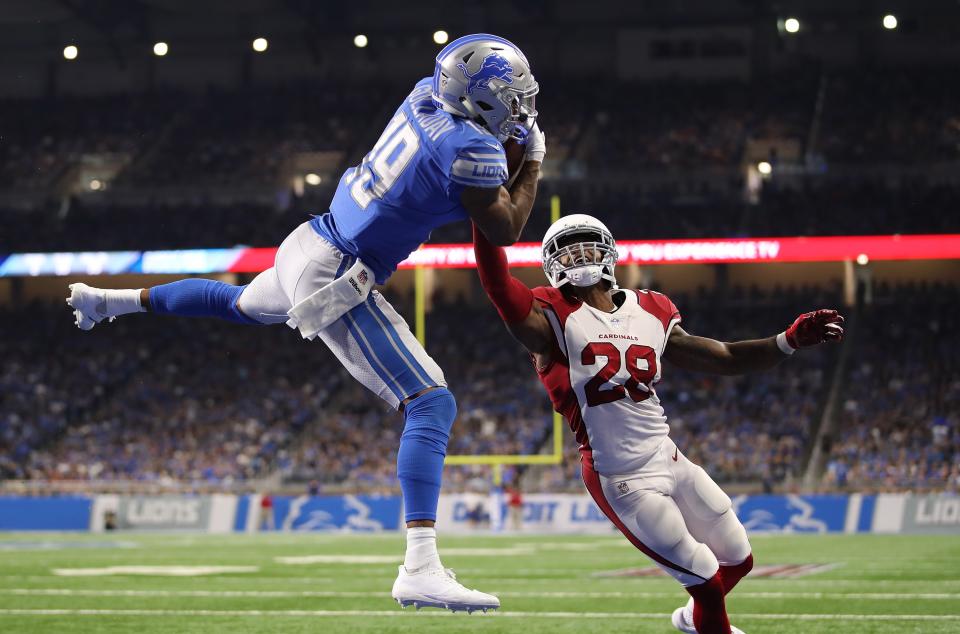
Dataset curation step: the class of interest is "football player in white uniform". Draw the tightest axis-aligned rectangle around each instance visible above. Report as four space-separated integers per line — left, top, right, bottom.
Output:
472 215 844 634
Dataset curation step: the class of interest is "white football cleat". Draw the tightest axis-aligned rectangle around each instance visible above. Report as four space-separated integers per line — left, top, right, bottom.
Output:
672 601 745 633
66 283 112 331
671 604 697 634
391 565 499 613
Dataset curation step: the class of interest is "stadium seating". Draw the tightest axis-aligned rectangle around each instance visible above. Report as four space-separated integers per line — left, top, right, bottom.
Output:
3 70 959 253
11 283 954 494
822 282 960 492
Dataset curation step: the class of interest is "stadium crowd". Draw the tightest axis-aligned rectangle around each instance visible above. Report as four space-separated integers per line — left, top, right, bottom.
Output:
4 68 954 194
2 65 957 495
6 281 953 493
5 177 960 255
823 282 960 492
3 69 960 253
2 293 553 490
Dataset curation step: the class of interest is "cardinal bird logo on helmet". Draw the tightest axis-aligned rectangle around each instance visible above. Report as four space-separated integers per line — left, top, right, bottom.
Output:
458 53 514 94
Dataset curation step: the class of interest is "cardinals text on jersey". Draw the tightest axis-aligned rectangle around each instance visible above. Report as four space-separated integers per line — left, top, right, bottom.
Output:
532 287 682 475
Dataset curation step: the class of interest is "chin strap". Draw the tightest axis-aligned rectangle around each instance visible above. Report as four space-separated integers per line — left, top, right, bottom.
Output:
563 265 604 288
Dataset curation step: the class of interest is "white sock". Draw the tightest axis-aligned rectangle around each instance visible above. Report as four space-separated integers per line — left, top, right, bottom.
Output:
683 596 694 625
404 527 441 572
105 288 145 316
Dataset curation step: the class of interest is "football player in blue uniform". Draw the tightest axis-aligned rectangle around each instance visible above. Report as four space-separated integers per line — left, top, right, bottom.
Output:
66 34 545 612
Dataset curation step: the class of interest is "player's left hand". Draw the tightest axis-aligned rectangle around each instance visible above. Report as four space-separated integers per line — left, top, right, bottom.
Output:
523 122 545 163
784 309 845 348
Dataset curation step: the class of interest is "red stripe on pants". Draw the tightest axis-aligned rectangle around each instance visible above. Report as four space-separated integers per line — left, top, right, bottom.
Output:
579 451 707 582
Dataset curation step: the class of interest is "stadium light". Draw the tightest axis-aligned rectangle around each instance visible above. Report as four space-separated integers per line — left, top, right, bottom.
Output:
883 14 898 30
856 253 869 266
757 161 772 175
353 34 368 48
252 37 268 52
89 179 103 191
433 30 449 45
305 173 322 186
153 41 169 57
784 17 801 34
63 45 78 60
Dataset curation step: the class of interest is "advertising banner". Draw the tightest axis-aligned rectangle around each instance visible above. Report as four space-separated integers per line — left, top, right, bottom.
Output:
249 495 403 532
4 234 959 276
90 495 236 533
872 494 960 535
0 496 92 531
436 493 854 535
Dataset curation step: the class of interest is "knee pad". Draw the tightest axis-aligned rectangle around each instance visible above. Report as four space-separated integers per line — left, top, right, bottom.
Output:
709 509 752 566
401 388 456 446
688 541 721 584
665 540 720 588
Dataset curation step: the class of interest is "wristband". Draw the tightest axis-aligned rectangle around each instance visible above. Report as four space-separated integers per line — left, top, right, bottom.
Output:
776 331 796 355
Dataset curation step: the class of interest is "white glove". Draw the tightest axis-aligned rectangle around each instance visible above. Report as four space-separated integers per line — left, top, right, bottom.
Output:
523 123 545 163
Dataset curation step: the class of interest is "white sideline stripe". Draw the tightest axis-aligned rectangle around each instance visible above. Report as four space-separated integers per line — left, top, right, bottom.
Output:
4 589 959 600
0 609 957 621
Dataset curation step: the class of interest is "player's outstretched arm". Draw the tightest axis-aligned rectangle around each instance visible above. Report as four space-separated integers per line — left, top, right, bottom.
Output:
472 223 554 356
462 125 545 246
663 309 844 376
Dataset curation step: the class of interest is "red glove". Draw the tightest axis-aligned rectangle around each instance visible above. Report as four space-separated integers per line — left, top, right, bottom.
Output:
781 309 845 352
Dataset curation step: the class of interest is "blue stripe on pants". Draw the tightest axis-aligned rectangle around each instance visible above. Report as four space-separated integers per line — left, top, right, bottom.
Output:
332 256 405 401
347 297 433 400
361 298 433 388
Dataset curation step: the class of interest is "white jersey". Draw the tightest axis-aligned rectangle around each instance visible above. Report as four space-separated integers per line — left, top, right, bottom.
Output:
532 286 682 475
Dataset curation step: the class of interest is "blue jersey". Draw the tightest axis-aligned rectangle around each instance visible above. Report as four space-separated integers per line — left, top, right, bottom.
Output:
312 78 509 283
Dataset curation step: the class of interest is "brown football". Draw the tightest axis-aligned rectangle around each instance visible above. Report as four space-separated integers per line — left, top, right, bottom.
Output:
503 139 525 177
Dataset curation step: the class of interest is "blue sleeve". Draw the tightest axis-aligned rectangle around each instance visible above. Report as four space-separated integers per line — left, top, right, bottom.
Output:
447 135 508 189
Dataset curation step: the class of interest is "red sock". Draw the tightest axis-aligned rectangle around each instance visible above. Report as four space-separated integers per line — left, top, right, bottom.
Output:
719 553 754 594
686 573 730 634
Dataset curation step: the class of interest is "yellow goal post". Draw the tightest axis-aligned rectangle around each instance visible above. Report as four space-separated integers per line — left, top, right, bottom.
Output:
414 195 565 485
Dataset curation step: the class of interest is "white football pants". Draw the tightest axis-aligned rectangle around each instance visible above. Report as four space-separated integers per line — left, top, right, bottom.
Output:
236 221 446 410
582 436 751 586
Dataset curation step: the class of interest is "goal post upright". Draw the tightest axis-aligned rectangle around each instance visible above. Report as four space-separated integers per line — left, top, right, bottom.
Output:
442 194 566 475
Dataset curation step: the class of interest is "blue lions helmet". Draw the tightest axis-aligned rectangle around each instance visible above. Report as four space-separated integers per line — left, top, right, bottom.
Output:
432 34 538 143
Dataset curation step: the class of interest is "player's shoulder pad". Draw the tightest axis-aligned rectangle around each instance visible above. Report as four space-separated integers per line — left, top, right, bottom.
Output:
533 285 570 305
635 289 681 333
533 286 582 326
446 121 508 189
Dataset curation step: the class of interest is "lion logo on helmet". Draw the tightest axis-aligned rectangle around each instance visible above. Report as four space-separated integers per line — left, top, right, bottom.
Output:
457 52 514 95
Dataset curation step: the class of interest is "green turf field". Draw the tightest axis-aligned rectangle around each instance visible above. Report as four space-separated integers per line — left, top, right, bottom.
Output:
0 532 957 633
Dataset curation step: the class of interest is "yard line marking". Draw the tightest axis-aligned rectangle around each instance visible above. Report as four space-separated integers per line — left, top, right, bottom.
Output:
3 589 960 601
274 555 401 565
50 566 259 577
4 574 960 588
0 609 958 622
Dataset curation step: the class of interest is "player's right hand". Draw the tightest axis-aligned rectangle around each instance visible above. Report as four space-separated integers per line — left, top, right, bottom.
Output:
784 309 844 348
523 123 545 163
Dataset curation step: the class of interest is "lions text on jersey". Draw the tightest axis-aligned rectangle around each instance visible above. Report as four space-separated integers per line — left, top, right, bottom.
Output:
532 287 682 475
312 78 509 284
